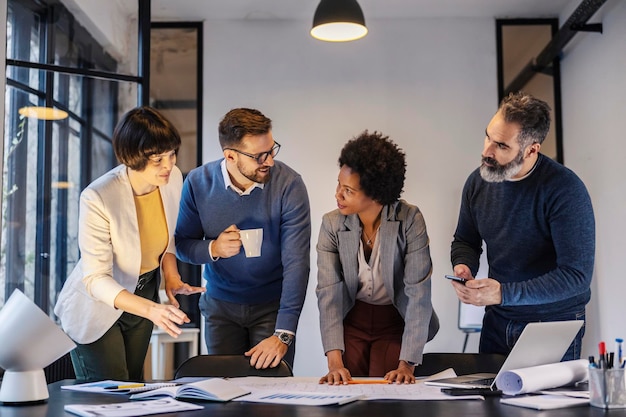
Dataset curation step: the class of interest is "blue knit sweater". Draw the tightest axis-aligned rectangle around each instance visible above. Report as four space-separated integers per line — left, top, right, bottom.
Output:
175 160 311 332
451 154 595 321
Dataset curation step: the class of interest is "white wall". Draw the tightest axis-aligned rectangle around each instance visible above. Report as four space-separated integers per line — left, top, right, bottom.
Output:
199 17 498 375
559 0 626 358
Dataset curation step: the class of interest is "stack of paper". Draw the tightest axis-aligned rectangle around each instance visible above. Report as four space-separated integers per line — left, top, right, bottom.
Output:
501 394 589 410
65 398 202 417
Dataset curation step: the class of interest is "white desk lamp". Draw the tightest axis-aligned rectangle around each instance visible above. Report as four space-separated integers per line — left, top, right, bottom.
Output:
0 289 75 404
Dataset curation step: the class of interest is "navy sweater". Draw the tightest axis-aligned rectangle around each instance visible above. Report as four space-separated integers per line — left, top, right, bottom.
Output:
451 154 595 321
175 160 311 332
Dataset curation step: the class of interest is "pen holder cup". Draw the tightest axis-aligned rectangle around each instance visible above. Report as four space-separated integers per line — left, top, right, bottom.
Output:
589 368 626 409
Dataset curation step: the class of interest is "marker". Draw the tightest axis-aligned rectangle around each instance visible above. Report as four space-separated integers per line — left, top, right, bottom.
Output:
105 383 145 390
346 379 390 385
616 338 623 366
588 355 597 368
598 341 607 369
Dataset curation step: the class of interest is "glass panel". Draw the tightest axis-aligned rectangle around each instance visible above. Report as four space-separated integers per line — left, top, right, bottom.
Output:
7 0 139 76
91 133 114 181
150 26 199 174
498 20 562 162
150 24 203 329
3 0 144 314
2 73 138 313
1 88 41 301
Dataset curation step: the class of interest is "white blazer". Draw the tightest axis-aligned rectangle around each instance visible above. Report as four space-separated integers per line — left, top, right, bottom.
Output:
54 164 183 344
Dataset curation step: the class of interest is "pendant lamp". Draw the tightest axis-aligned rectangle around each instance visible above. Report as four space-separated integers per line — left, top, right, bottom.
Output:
311 0 368 42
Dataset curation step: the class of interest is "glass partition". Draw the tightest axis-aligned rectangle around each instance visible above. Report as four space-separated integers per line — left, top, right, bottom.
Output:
496 19 563 163
1 0 146 314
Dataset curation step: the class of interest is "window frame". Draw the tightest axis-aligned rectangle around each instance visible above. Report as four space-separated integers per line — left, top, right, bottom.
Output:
1 0 151 313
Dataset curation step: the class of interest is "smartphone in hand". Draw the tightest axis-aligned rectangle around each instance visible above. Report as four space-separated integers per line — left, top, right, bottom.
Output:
445 275 467 284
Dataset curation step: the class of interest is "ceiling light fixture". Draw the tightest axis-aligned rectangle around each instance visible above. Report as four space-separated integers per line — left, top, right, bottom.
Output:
311 0 368 42
18 106 68 121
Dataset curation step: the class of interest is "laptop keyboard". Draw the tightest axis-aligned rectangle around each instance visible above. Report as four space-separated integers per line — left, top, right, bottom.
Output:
464 377 495 386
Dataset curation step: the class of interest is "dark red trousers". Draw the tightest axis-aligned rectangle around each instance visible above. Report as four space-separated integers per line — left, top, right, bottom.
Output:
343 300 405 376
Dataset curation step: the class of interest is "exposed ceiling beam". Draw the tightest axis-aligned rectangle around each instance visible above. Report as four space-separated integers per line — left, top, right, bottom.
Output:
504 0 606 95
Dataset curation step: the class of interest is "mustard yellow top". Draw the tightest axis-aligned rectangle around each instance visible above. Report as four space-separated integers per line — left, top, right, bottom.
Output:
134 188 168 275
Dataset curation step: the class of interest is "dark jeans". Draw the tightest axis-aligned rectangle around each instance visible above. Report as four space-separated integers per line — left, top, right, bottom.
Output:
199 294 295 368
479 307 586 361
70 268 159 381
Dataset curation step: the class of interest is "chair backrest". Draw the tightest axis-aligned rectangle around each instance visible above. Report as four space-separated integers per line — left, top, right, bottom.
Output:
174 354 293 379
414 352 507 377
44 352 76 383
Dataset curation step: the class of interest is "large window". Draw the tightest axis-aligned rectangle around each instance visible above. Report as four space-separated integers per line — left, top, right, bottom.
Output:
1 0 148 315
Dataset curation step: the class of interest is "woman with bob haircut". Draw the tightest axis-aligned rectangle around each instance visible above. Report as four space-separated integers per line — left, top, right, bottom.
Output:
317 131 439 384
55 106 205 381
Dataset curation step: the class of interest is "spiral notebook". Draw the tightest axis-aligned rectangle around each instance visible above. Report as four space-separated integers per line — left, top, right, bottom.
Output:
61 380 179 395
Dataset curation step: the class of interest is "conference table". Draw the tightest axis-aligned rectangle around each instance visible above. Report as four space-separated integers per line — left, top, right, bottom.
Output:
1 380 626 417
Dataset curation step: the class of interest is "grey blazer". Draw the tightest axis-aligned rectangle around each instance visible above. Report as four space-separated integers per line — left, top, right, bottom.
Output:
316 200 439 365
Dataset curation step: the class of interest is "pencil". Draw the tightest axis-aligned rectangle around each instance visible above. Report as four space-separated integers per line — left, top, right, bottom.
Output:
346 379 390 385
105 383 145 390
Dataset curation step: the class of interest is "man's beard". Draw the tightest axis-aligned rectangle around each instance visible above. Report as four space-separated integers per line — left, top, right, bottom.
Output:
479 150 524 183
237 161 271 184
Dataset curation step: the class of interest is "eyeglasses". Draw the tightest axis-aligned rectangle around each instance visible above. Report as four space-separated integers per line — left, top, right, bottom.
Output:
225 141 281 164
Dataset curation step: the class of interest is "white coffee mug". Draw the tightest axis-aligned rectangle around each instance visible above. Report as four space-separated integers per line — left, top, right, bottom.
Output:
240 228 263 258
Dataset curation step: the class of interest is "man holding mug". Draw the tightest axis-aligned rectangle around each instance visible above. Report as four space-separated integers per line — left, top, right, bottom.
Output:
175 108 311 370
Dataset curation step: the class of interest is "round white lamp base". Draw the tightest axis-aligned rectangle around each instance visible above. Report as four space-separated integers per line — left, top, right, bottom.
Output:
0 369 49 403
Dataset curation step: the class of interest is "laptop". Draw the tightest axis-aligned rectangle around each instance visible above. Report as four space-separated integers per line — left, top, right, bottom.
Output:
424 320 584 391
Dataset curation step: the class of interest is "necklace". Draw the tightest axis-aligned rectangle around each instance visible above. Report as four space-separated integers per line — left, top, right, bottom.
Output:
362 226 380 247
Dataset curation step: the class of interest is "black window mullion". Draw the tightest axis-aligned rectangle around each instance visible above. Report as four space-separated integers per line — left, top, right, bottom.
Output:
54 75 70 311
34 7 57 311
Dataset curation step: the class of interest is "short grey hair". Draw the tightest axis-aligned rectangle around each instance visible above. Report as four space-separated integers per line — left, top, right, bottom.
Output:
499 91 551 148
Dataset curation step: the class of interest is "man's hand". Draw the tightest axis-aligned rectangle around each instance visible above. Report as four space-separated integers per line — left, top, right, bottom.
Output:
244 335 288 369
384 361 416 384
452 277 502 306
452 264 473 280
211 224 242 258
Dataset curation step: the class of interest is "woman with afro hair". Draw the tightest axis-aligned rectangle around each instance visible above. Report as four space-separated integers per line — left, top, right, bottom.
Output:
316 131 439 384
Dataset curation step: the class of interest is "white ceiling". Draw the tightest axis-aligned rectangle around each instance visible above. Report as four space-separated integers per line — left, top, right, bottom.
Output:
151 0 573 21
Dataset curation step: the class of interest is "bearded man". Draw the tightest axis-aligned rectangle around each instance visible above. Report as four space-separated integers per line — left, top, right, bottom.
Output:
449 92 595 360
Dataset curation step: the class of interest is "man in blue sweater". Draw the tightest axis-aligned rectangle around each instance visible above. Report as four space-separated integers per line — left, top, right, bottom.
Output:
450 92 595 361
175 108 311 369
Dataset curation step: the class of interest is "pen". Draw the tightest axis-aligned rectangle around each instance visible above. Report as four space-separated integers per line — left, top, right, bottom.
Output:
104 383 145 390
346 379 390 385
616 338 623 366
588 355 597 368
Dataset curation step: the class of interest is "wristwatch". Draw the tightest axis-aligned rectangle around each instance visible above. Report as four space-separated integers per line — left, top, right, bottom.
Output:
273 331 294 346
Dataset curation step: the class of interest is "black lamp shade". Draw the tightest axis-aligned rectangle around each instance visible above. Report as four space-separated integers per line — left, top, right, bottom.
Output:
311 0 368 42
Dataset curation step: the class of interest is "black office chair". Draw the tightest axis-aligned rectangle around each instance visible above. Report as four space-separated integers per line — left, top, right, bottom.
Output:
44 352 76 383
414 352 507 377
174 354 293 379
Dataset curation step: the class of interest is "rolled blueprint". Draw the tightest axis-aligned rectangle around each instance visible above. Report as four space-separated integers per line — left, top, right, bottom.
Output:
495 359 589 396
